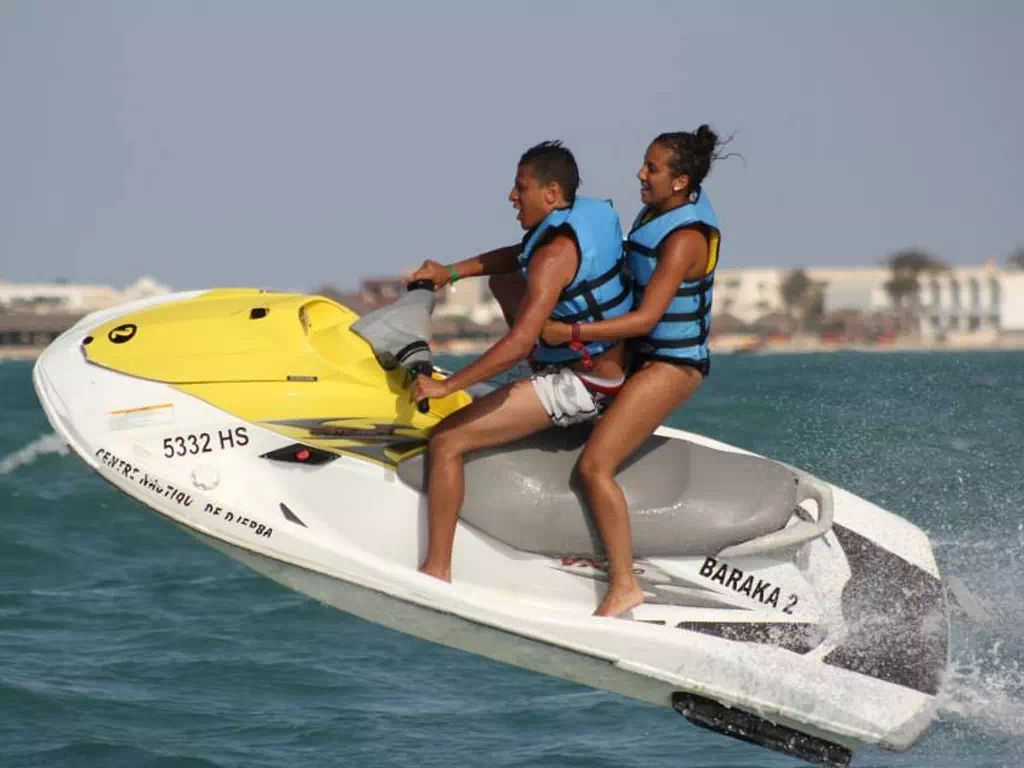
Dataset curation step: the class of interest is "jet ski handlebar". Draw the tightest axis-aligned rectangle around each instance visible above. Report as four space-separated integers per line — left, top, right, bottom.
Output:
406 279 436 293
408 360 433 414
405 280 435 413
349 279 439 415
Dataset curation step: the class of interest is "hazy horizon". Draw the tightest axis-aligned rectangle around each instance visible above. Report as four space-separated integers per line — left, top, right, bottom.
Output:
2 1 1022 293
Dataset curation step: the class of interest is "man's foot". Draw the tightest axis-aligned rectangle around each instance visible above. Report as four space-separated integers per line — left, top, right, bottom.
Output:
594 582 645 618
418 561 452 583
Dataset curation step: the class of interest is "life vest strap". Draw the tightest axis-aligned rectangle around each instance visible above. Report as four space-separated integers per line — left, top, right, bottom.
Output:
640 329 710 349
630 297 712 323
626 241 656 256
635 274 714 300
560 260 625 301
553 281 632 324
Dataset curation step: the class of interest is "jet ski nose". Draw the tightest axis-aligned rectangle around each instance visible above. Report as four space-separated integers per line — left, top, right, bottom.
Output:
33 320 109 457
33 328 84 424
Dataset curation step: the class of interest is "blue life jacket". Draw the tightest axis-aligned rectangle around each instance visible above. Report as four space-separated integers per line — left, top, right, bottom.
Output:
625 190 720 373
519 197 632 365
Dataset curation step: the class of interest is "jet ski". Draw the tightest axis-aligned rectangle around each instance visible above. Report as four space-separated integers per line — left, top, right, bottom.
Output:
32 285 950 767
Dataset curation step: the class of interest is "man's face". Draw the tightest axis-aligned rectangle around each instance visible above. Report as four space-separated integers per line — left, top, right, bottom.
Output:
509 163 553 230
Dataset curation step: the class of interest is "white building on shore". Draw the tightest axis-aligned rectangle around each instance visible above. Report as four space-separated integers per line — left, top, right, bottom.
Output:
712 263 1024 337
418 261 1024 339
1001 274 1024 334
0 277 171 314
915 264 1022 337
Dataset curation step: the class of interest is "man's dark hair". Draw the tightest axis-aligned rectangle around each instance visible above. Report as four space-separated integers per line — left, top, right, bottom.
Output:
518 140 580 204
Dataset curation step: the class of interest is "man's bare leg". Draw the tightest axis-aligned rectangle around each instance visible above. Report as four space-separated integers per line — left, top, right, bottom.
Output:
420 378 552 581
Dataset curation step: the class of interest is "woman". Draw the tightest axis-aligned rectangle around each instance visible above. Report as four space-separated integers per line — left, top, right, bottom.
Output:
540 125 722 618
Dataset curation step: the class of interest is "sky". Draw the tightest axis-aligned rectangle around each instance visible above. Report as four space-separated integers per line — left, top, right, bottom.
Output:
1 1 1022 293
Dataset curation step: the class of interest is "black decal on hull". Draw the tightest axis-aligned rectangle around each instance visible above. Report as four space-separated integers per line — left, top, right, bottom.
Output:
264 418 427 468
824 524 948 696
675 621 824 655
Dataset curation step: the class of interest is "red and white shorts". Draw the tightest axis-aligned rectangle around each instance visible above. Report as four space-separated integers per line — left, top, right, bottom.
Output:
530 366 625 428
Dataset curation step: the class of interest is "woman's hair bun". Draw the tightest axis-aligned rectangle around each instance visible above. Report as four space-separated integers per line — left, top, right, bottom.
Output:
693 124 719 158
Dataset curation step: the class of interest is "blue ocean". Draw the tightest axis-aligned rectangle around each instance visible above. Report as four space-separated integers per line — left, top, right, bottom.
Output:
2 352 1022 767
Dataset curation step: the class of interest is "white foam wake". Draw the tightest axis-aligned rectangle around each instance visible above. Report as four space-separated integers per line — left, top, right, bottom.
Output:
940 644 1024 740
0 433 69 475
934 525 1024 743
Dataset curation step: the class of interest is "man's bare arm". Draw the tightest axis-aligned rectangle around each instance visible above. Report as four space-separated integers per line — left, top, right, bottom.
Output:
409 245 521 288
423 236 577 394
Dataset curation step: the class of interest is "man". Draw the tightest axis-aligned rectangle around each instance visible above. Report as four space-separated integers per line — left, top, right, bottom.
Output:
408 141 633 587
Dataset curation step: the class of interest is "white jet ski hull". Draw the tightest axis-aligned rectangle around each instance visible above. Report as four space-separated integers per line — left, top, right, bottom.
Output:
33 292 949 765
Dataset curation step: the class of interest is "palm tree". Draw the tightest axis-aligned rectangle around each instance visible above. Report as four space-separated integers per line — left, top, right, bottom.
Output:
780 268 811 332
883 248 948 333
1007 246 1024 270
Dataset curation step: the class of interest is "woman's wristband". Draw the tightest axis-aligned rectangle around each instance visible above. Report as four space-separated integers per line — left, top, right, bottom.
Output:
447 264 459 284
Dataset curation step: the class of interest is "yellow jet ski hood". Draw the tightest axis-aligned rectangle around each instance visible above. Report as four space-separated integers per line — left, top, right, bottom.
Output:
81 289 469 461
86 288 368 384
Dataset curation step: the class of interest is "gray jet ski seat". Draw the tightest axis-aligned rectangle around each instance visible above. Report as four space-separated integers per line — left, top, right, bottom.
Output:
397 425 803 558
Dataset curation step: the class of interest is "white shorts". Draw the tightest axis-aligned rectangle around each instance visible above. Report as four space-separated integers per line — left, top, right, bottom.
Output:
530 367 623 428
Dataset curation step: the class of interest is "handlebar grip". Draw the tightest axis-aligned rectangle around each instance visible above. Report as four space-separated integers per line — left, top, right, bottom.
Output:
407 279 435 293
410 361 433 414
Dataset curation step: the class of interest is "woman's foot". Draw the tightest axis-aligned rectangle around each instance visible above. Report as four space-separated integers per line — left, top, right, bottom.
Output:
418 561 452 582
594 580 645 617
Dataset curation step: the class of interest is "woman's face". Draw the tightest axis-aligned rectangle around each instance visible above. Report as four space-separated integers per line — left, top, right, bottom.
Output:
637 142 688 208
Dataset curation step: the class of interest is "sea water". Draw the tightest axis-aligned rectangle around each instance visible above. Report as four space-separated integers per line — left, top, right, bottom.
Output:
1 352 1022 767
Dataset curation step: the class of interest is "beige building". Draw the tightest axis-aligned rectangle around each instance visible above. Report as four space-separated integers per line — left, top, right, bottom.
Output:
808 268 892 314
712 267 893 324
1001 273 1024 333
436 277 503 327
0 276 170 314
712 268 785 324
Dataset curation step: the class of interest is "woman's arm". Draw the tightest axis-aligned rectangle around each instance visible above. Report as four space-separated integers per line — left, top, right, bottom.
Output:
409 245 521 289
541 228 709 345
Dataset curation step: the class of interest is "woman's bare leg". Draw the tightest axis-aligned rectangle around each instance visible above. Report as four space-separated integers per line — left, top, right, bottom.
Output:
420 378 552 581
578 362 704 617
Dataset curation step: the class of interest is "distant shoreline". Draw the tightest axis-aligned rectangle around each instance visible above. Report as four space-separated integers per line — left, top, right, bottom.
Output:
6 336 1024 364
0 347 45 362
434 335 1024 357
